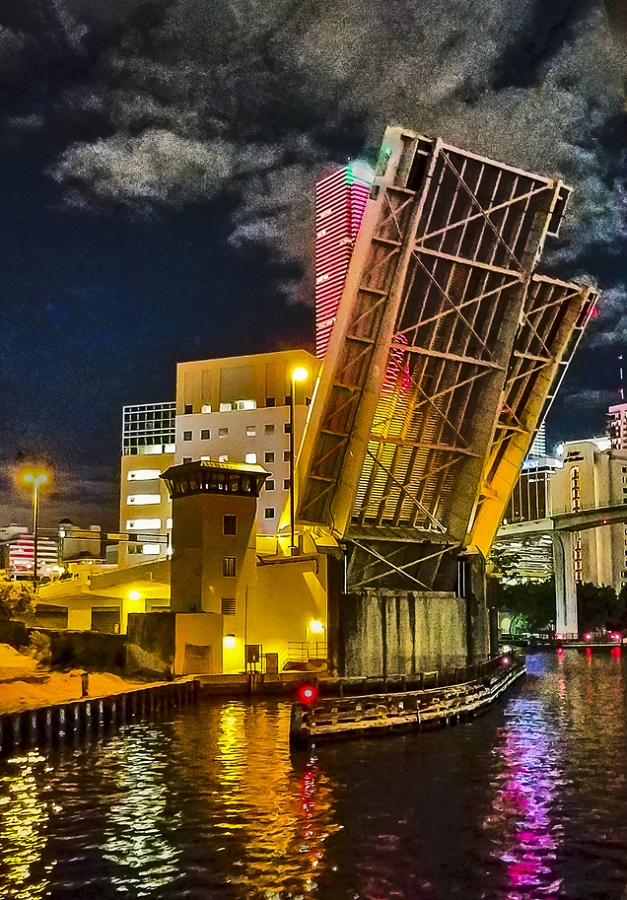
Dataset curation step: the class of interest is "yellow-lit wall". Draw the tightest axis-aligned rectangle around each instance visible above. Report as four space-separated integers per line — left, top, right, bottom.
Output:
176 349 319 415
119 451 174 556
250 556 328 659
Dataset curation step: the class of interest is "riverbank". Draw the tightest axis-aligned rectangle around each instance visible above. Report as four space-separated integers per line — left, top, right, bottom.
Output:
0 643 165 716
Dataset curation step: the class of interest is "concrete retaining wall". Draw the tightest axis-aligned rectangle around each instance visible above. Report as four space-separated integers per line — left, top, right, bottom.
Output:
338 589 471 677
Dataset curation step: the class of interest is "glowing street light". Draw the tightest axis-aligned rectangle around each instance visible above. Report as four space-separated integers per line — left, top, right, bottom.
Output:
20 467 49 590
289 366 309 555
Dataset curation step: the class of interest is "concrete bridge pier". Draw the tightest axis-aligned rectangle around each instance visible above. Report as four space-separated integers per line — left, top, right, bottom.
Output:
551 532 578 635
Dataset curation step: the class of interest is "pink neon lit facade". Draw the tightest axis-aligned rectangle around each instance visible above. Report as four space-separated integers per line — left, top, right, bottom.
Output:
314 163 373 358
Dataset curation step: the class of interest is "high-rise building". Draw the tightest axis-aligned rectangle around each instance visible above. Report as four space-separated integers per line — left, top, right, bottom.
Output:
551 437 627 591
119 401 176 560
528 422 547 458
314 162 373 358
607 401 627 449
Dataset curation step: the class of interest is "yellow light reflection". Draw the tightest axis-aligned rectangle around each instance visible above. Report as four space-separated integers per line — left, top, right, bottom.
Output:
213 702 338 896
0 752 50 900
100 730 180 893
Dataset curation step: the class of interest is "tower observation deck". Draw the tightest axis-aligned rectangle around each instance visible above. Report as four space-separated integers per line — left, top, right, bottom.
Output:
297 126 596 594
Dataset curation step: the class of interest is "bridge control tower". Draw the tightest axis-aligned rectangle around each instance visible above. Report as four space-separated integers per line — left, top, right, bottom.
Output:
297 126 596 674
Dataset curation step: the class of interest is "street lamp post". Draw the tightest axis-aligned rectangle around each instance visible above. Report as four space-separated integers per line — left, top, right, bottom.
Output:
289 366 309 555
21 469 49 590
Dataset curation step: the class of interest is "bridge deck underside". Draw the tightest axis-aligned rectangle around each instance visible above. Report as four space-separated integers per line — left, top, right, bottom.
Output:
297 127 595 591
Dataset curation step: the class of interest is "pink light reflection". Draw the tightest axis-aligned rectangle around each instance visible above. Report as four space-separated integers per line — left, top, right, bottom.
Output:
485 698 562 898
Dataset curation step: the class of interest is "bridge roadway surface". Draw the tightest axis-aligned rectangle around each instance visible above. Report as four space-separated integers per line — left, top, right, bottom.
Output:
496 503 627 635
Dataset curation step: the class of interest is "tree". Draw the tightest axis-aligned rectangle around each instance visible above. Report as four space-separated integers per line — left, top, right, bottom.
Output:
577 582 626 632
0 574 35 620
495 578 556 633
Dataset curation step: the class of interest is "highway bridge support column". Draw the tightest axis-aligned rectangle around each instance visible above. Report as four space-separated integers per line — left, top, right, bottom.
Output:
552 532 578 636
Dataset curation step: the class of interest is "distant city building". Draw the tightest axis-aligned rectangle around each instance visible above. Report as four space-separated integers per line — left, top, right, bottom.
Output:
498 455 562 580
0 530 59 578
57 520 103 561
315 162 373 358
119 401 176 561
551 438 627 591
527 422 547 458
607 401 627 449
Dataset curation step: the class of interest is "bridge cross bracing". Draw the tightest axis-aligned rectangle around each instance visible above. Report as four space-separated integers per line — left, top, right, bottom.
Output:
296 126 596 592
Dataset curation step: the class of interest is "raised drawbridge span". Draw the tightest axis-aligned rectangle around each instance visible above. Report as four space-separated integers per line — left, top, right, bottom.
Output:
297 126 596 599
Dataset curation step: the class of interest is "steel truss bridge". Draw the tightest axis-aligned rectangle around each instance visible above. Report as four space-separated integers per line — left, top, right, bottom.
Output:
296 126 597 594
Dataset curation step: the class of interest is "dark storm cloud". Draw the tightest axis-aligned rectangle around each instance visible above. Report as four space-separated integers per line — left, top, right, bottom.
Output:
1 0 626 315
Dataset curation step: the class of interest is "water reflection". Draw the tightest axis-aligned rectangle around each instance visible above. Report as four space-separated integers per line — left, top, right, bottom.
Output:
486 696 562 899
99 727 180 895
205 701 338 897
0 751 51 899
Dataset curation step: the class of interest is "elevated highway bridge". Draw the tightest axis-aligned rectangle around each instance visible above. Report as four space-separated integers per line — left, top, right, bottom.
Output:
497 504 627 636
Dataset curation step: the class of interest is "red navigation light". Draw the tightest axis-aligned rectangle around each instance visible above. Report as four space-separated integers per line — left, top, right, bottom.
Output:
555 633 564 641
610 632 622 642
501 656 510 666
297 683 319 705
583 633 592 642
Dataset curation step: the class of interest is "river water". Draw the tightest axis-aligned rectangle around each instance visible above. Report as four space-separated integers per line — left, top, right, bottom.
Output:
1 650 627 900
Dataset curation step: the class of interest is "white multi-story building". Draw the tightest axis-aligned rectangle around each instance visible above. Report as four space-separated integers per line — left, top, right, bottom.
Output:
551 437 627 592
119 350 321 547
174 349 320 536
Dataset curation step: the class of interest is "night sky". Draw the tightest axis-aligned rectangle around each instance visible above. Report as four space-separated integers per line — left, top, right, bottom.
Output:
1 0 626 531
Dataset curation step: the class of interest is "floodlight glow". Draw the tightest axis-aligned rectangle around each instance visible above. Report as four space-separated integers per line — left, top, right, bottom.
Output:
309 619 325 634
223 634 236 650
292 366 309 383
127 589 142 602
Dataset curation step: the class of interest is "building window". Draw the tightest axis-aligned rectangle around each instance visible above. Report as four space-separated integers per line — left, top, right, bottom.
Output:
126 518 161 531
283 479 291 490
283 451 290 462
183 431 192 441
246 426 256 437
264 508 275 519
265 424 275 434
306 397 311 406
182 457 192 463
284 395 291 406
570 467 581 512
128 469 161 481
201 429 210 440
219 455 229 462
201 404 211 413
284 423 291 434
127 494 161 506
221 598 236 615
223 557 236 577
264 452 275 463
245 453 257 464
184 404 193 414
266 480 275 491
266 397 275 407
223 515 237 535
219 427 228 437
